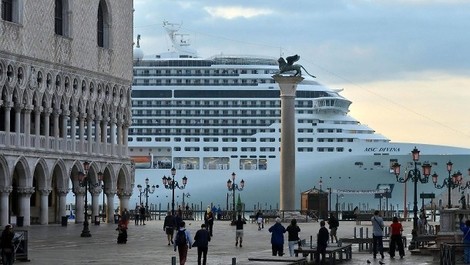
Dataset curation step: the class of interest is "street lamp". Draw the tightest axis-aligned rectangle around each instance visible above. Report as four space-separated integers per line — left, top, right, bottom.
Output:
392 147 432 242
336 193 344 218
137 178 158 217
77 161 102 237
227 172 245 224
162 167 187 216
432 161 461 208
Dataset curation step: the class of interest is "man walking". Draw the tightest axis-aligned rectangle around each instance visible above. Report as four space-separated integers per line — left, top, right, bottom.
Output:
316 220 329 264
174 221 192 265
194 224 211 265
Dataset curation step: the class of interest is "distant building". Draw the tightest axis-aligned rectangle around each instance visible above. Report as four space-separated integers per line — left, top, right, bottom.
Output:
0 0 134 226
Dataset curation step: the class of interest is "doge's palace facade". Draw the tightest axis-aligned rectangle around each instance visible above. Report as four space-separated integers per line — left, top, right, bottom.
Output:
0 0 134 226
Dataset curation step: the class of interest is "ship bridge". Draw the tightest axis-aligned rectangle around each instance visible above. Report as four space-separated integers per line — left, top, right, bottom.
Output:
312 96 351 113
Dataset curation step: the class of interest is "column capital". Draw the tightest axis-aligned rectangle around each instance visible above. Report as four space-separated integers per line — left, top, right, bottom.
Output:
0 186 13 193
17 186 35 195
57 188 70 196
38 188 52 196
272 75 304 97
73 186 86 195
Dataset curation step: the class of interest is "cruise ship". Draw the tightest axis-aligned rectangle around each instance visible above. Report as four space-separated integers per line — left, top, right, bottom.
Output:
129 22 470 212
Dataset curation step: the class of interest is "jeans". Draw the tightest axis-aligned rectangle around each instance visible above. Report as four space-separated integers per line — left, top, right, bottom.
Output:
288 241 297 256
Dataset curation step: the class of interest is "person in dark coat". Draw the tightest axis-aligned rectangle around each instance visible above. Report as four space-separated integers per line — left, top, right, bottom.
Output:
327 213 339 243
268 217 286 256
1 224 15 265
139 203 146 225
316 220 329 264
204 207 214 237
116 220 128 244
193 224 211 265
163 211 176 245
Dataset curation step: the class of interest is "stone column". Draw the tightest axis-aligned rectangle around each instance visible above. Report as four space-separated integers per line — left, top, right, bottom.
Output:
53 109 61 151
272 75 304 212
44 107 52 149
14 104 22 147
107 190 117 223
79 113 86 153
91 188 101 222
23 105 33 148
95 115 102 154
61 110 69 151
4 102 12 146
34 106 42 148
18 187 35 226
39 189 52 225
57 188 69 220
70 112 77 152
110 118 117 156
101 118 108 154
123 122 129 156
117 119 123 156
87 114 94 154
0 186 12 226
74 187 85 223
118 189 132 216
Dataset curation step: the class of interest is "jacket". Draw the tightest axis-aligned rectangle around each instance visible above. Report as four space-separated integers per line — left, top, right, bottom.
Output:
269 223 286 245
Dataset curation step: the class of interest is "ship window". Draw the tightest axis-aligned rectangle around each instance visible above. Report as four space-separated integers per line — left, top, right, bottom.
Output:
354 162 363 166
374 162 381 166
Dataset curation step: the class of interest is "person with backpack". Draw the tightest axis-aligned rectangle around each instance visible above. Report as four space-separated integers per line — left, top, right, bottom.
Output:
174 221 192 265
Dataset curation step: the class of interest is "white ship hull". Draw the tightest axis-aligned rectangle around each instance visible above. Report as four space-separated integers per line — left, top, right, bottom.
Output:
132 142 470 211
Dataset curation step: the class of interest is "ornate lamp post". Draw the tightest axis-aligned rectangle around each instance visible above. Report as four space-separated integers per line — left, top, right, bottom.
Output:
162 167 187 216
227 172 245 224
432 161 461 208
78 161 102 237
392 147 432 241
137 178 158 217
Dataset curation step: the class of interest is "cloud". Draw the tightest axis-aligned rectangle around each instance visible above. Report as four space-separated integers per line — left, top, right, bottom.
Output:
204 6 273 19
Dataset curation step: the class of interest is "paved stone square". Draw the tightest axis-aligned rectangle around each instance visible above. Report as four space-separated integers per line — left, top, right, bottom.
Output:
16 218 438 264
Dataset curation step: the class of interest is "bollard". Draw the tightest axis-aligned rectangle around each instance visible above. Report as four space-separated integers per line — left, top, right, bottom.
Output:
232 257 236 265
171 256 176 265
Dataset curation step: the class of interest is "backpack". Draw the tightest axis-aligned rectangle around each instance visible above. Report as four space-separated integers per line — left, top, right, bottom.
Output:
176 230 187 247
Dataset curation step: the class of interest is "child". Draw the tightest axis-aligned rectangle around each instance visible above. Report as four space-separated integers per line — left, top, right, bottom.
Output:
116 221 128 244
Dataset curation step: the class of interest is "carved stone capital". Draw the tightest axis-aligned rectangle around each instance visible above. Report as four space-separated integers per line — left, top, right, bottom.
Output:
0 186 13 194
17 186 35 195
38 189 52 196
57 188 70 196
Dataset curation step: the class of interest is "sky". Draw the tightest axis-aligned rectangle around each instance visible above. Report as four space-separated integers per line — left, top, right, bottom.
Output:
133 0 470 149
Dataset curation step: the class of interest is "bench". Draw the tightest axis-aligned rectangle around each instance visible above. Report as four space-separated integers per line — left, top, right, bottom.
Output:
294 243 352 264
412 235 436 249
339 236 407 252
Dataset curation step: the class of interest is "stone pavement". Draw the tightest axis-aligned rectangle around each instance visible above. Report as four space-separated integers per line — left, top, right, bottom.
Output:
14 218 438 265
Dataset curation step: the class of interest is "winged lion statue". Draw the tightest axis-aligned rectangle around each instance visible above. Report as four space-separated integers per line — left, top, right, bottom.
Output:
277 54 316 78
